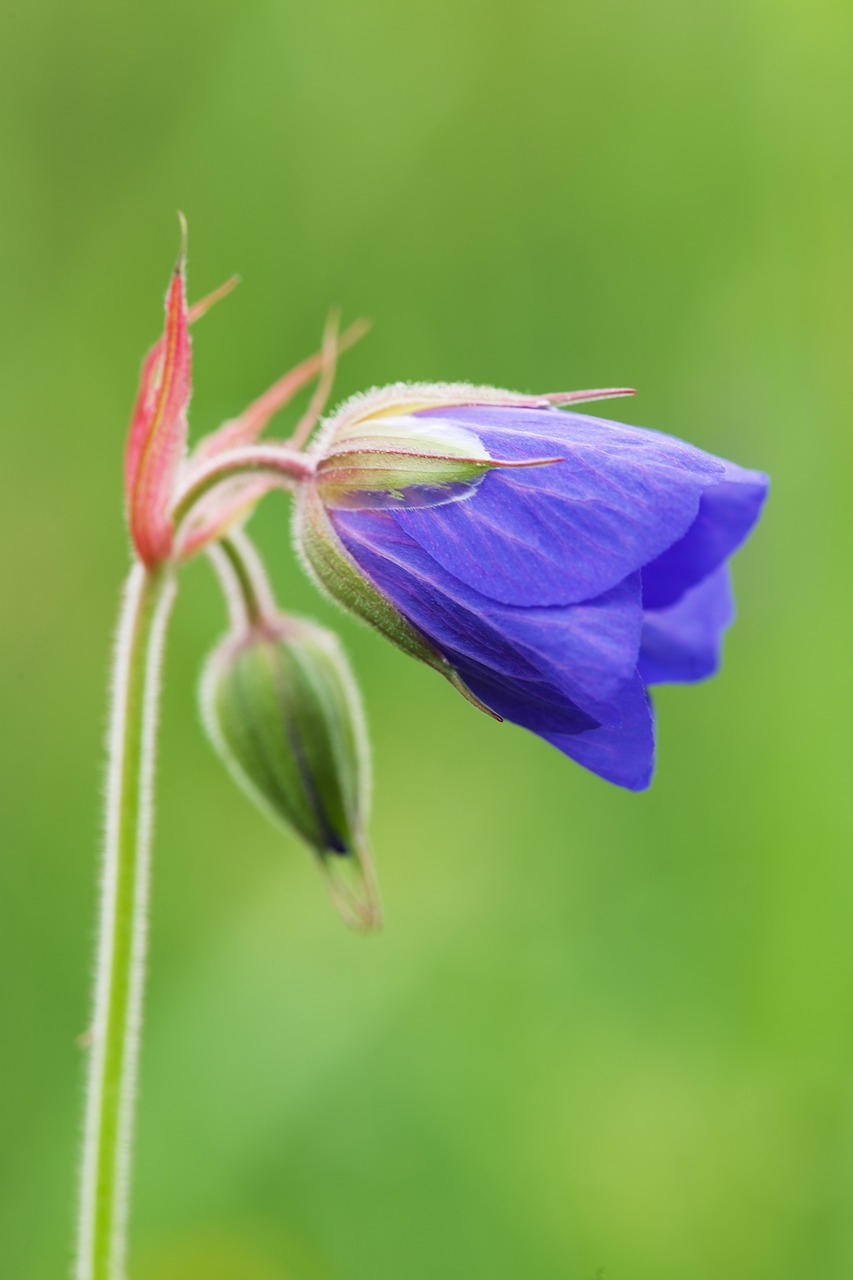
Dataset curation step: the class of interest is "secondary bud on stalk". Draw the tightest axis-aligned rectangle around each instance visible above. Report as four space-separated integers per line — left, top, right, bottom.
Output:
201 615 380 931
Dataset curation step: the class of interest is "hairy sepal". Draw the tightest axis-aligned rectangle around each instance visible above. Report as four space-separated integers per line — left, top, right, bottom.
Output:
124 261 191 566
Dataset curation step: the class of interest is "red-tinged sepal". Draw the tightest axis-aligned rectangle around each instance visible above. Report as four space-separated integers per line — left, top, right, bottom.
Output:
171 316 368 560
544 387 636 406
124 236 192 566
192 317 369 464
187 274 239 325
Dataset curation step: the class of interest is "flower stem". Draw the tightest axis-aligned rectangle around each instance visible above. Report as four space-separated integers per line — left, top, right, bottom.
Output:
170 443 316 536
211 531 275 629
77 563 177 1280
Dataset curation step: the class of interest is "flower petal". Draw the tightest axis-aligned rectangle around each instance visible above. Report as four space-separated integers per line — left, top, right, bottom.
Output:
539 675 655 792
641 461 769 609
391 407 725 606
639 564 735 685
331 508 643 716
438 648 600 735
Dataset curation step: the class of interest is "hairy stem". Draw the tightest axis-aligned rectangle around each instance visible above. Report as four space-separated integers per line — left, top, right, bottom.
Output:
77 563 176 1280
170 443 315 536
211 531 275 629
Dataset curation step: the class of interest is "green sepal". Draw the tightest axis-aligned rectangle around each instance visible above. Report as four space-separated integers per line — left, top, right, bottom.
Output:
296 484 450 670
316 417 497 507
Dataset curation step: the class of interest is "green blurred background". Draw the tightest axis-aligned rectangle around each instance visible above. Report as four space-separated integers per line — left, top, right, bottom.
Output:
1 0 851 1276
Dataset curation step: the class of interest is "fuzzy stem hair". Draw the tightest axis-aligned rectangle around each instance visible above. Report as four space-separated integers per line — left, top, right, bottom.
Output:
76 563 176 1280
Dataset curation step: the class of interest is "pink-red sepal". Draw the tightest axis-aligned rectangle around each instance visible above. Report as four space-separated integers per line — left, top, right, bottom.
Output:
124 259 191 566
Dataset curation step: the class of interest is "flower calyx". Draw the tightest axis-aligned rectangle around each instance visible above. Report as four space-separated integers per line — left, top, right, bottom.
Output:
312 388 566 512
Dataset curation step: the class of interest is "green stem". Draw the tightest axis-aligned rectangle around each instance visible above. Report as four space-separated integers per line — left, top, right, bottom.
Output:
77 563 176 1280
215 531 273 628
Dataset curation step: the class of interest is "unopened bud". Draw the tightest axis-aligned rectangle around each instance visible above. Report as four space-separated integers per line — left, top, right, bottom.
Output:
201 616 379 930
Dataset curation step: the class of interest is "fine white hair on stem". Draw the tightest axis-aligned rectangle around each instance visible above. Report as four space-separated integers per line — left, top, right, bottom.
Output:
206 529 276 630
76 564 176 1280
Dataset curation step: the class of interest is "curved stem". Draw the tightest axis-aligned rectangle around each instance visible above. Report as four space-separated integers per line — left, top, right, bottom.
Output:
209 531 275 629
171 443 316 537
77 563 177 1280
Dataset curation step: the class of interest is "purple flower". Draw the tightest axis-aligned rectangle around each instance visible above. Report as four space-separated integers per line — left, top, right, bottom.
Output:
295 384 768 791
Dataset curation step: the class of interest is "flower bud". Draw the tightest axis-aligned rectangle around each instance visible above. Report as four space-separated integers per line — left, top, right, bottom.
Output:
200 616 379 930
